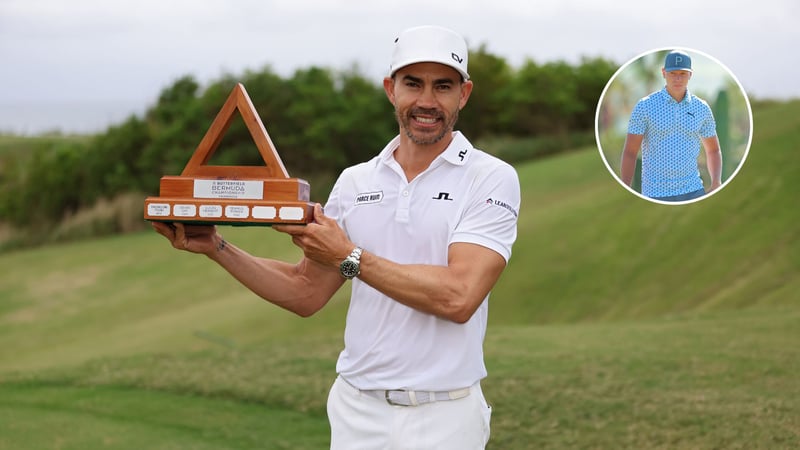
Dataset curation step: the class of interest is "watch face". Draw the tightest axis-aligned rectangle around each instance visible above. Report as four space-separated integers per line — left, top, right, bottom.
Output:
340 260 359 278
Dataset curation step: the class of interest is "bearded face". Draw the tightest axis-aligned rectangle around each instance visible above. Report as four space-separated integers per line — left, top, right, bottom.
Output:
395 105 460 146
385 62 472 148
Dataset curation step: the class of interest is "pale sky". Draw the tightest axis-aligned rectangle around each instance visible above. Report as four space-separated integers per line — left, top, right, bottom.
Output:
1 0 797 134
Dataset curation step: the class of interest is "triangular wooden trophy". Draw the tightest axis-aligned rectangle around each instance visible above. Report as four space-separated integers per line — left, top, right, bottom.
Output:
144 83 314 225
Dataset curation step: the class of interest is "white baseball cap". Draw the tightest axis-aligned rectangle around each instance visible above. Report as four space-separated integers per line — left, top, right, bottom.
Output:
388 25 470 80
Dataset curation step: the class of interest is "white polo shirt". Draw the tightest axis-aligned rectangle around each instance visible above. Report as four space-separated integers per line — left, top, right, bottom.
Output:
324 131 520 391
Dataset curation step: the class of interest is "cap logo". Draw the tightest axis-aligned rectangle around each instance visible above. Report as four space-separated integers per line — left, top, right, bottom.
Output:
675 56 683 64
451 53 463 64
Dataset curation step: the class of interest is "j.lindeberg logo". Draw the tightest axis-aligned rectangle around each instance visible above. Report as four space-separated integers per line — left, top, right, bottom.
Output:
355 191 384 205
451 53 463 64
433 192 454 201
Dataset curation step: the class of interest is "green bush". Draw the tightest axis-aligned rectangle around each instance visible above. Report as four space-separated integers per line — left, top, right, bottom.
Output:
0 51 617 248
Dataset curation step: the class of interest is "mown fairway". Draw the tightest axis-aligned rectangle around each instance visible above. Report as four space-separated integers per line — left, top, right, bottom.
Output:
0 100 797 449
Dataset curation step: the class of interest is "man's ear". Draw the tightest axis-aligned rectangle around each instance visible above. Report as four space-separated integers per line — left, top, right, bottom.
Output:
459 80 474 110
383 77 396 106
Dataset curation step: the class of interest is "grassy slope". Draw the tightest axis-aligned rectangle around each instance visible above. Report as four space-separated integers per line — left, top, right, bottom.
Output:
0 100 797 449
0 229 349 372
491 99 798 324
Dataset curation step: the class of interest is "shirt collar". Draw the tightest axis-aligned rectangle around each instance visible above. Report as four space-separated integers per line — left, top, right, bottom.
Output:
379 131 475 167
661 86 692 104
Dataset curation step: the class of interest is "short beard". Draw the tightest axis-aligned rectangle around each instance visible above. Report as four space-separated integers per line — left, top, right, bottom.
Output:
396 107 459 145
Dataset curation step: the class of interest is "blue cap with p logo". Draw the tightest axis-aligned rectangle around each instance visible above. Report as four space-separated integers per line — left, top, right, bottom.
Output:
664 50 692 72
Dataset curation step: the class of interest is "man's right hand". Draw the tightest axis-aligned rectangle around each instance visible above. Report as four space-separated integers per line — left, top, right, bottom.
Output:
151 222 220 255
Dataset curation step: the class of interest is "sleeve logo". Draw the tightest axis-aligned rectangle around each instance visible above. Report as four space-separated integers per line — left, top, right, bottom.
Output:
485 198 518 218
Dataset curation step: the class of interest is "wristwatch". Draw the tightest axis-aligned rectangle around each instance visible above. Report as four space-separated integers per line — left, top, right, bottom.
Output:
339 246 363 279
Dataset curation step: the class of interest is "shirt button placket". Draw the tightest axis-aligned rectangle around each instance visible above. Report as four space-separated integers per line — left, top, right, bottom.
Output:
396 186 411 223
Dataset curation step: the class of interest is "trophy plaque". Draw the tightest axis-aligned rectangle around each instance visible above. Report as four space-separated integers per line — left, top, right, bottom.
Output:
144 83 314 225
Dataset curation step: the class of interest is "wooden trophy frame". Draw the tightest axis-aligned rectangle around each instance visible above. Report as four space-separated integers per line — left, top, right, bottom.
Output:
143 83 314 225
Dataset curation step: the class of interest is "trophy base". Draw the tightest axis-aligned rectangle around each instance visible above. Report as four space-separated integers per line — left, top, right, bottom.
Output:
144 197 315 225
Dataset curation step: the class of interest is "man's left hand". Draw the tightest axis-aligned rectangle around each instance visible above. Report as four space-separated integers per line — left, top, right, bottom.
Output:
273 204 353 268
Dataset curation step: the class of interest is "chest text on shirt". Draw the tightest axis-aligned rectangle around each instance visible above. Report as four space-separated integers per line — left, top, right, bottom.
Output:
355 191 384 205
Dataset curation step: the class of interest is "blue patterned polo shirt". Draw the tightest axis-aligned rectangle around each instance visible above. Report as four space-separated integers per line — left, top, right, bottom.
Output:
627 87 717 198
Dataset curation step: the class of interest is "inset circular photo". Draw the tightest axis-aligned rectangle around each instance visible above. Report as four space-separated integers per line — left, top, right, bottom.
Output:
595 47 753 205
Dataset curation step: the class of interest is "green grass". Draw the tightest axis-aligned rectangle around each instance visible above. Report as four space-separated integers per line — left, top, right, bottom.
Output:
491 99 798 324
1 311 797 449
0 384 330 449
0 100 797 449
0 229 349 372
485 309 800 449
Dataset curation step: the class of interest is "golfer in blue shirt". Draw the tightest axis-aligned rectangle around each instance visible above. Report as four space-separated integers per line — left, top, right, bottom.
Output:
620 50 722 202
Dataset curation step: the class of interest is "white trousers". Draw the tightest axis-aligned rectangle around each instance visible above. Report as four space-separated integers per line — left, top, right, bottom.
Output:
327 376 491 450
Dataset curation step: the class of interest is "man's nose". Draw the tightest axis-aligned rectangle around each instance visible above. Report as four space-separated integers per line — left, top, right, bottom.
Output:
417 86 437 107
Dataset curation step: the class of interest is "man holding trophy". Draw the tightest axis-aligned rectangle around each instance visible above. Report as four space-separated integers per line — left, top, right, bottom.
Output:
152 25 520 450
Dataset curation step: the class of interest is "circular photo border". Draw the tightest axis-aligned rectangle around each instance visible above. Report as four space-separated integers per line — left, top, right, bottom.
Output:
595 47 753 205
